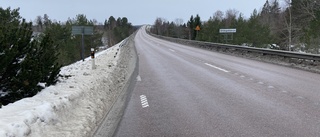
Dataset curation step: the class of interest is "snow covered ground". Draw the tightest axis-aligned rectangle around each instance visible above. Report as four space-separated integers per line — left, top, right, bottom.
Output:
0 37 136 137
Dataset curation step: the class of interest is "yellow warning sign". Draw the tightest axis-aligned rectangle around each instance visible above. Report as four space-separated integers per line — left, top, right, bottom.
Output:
195 25 201 31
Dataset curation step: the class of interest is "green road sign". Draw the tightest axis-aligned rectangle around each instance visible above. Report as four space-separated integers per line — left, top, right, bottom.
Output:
72 26 93 35
71 26 94 61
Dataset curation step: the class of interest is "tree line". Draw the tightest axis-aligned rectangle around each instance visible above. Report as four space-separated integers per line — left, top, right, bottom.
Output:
104 16 135 46
0 7 135 106
34 14 135 66
151 0 320 53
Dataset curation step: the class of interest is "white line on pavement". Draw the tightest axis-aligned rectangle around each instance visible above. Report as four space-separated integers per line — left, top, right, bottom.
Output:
140 95 149 108
136 75 142 82
204 63 229 73
169 49 175 52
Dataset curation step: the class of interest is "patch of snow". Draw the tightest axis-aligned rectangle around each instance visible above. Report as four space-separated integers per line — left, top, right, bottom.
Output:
18 55 26 64
0 90 6 97
298 50 306 53
241 43 252 47
37 83 46 88
267 44 279 49
0 40 127 137
16 69 21 76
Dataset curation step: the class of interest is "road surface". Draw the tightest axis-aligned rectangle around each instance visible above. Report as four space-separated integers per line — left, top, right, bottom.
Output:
114 27 320 137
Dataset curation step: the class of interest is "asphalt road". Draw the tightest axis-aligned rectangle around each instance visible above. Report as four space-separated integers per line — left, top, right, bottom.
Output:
114 27 320 137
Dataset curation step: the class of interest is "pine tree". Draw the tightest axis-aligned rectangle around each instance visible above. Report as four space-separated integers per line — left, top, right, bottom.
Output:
0 8 34 104
248 9 272 47
0 7 61 106
194 14 201 40
261 0 271 24
233 14 250 45
187 15 194 40
104 16 134 46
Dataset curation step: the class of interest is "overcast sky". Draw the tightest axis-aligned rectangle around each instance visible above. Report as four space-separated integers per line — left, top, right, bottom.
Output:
1 0 268 25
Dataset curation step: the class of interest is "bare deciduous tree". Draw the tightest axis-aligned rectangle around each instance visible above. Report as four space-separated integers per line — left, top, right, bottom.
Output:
174 18 184 38
224 9 239 28
212 10 224 21
34 15 43 32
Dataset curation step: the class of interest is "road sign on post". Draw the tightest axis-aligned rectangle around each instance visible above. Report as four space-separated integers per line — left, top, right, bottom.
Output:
72 26 93 61
219 29 236 33
219 28 236 43
195 25 201 31
195 26 201 39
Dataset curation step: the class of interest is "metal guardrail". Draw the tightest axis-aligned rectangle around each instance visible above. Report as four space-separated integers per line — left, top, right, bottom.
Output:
151 34 320 62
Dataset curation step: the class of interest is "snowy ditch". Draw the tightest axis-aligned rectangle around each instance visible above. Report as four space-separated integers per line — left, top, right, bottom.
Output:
0 33 138 137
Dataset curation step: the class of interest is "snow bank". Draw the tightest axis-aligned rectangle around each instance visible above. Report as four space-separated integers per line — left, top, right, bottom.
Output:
0 35 137 137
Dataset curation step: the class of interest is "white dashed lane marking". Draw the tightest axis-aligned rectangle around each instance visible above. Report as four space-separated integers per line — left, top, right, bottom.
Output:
169 49 175 52
268 85 275 89
140 95 149 108
204 63 229 73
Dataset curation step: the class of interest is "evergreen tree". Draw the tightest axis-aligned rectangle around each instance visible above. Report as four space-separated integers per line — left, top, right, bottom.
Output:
194 14 201 40
0 8 33 103
186 14 202 40
104 16 134 46
248 9 272 47
260 0 271 25
44 22 77 66
187 15 194 40
0 7 61 106
197 17 221 42
43 14 51 28
233 14 250 45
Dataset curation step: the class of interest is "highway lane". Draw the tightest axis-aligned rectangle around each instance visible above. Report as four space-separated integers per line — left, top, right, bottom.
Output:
114 27 320 137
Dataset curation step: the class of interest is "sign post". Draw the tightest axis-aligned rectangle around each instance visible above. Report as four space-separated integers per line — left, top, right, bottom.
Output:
195 25 201 39
72 26 93 61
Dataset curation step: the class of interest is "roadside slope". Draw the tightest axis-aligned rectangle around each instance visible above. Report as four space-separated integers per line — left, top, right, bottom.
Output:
0 33 137 137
